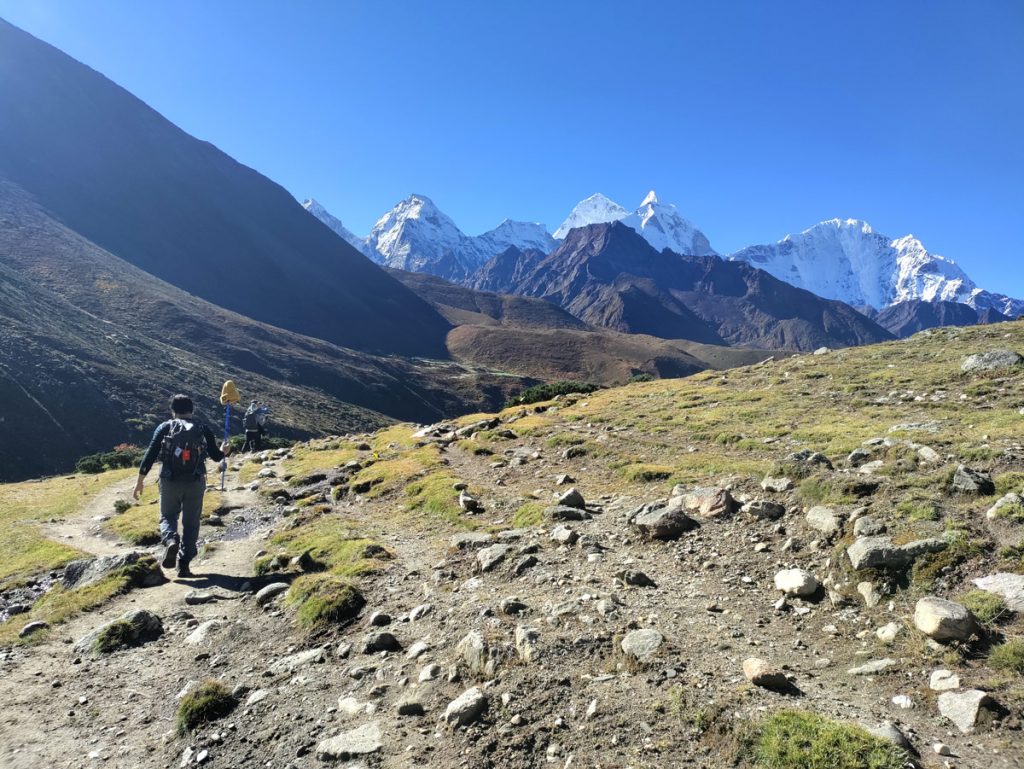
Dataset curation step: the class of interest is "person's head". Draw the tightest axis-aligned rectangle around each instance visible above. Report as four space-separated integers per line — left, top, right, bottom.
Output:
170 394 194 417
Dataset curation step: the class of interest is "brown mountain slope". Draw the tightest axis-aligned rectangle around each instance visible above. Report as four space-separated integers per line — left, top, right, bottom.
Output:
0 18 450 357
469 223 894 351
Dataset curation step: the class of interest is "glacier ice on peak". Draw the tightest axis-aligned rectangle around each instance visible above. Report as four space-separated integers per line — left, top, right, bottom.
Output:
729 217 1022 316
552 193 630 239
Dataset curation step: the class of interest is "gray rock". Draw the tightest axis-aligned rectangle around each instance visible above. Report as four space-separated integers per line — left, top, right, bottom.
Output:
500 598 529 615
75 609 163 654
557 488 586 509
973 572 1024 611
555 474 574 485
18 620 49 638
451 532 494 549
405 640 430 660
268 647 324 674
986 493 1024 520
853 516 885 537
914 597 975 641
961 349 1023 373
457 631 496 677
847 448 873 467
418 663 441 682
562 446 587 460
616 569 656 587
953 464 995 495
315 721 383 760
677 486 735 519
443 687 488 726
549 525 579 546
785 449 834 470
184 590 220 606
514 626 540 662
761 476 794 492
546 505 589 521
361 631 401 654
805 506 843 536
477 543 511 572
929 669 960 691
630 503 696 541
63 551 162 589
847 658 897 675
773 568 818 597
185 619 223 645
409 603 433 621
620 629 663 662
742 499 786 520
866 722 912 751
938 689 996 733
513 555 538 576
397 699 425 717
742 658 789 690
846 536 946 570
875 622 901 644
458 490 481 513
254 582 289 607
368 611 392 627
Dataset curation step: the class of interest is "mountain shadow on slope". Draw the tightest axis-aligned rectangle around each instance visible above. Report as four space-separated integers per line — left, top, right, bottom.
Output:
0 19 450 357
875 299 1011 338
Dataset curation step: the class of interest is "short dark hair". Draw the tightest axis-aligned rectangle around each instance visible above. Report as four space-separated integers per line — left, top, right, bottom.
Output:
170 394 194 415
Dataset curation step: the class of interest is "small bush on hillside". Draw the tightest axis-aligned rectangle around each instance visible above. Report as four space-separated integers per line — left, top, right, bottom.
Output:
286 574 365 630
989 639 1024 675
75 444 143 474
505 381 601 407
176 680 236 734
113 499 132 515
961 590 1009 626
91 619 136 655
747 710 906 769
896 499 940 522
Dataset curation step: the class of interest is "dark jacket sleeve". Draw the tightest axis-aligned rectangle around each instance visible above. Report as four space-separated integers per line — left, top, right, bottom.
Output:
139 422 169 477
203 423 225 462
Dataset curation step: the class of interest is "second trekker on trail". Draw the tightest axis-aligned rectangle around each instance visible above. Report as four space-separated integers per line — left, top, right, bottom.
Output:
133 394 230 577
242 400 270 452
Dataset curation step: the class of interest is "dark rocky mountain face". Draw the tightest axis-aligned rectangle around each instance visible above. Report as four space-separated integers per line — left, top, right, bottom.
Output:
0 19 450 358
875 300 1011 338
469 222 894 351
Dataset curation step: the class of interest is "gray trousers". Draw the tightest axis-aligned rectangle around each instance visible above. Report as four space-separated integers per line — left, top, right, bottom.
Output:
159 476 205 562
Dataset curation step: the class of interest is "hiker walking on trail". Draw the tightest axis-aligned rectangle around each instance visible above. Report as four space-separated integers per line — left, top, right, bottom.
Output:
133 394 229 577
243 400 263 452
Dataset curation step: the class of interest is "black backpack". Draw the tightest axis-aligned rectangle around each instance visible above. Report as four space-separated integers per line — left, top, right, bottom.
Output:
159 419 207 479
243 410 260 430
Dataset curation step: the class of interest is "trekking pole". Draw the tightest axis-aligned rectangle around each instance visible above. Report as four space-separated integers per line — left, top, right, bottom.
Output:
219 380 241 491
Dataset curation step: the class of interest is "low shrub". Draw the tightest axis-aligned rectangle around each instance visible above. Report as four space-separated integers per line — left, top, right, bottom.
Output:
176 680 236 734
961 590 1009 626
747 710 906 769
286 574 365 630
989 638 1024 674
75 445 143 474
505 381 601 407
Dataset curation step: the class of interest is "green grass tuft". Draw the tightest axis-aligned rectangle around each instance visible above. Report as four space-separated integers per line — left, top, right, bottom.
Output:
989 639 1024 674
512 501 545 528
619 463 674 483
286 574 365 630
176 680 236 735
404 473 476 530
92 619 136 654
748 710 906 769
960 590 1009 626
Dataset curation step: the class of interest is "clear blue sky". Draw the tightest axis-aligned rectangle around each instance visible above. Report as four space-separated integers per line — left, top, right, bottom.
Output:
2 0 1022 297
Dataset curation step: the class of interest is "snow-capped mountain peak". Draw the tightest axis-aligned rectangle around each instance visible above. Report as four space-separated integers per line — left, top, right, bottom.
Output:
729 218 1022 316
640 189 658 206
553 193 630 239
622 191 717 256
301 198 371 256
475 219 556 256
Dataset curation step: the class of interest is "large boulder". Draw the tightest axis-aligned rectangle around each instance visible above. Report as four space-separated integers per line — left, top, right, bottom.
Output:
961 349 1023 373
315 721 383 761
914 597 975 641
63 552 163 589
629 503 696 541
952 465 995 495
804 506 844 536
846 536 946 570
938 690 997 733
972 573 1024 612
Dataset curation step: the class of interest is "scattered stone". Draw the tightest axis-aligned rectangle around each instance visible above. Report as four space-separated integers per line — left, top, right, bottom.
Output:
397 699 425 717
62 551 163 589
914 597 975 642
938 689 996 733
361 631 401 654
847 536 946 570
457 631 496 677
677 486 735 519
562 446 587 460
952 465 995 495
500 599 529 615
805 506 843 536
616 569 656 587
418 664 441 683
875 622 901 644
444 687 488 726
450 532 494 549
742 658 789 690
405 641 430 660
254 582 289 607
246 689 269 706
19 621 49 638
513 555 538 576
629 503 696 541
337 696 373 717
973 572 1024 611
514 626 540 662
620 629 663 662
742 500 786 520
847 658 897 676
184 620 223 645
557 488 586 509
933 742 953 756
773 568 818 597
458 490 481 513
315 721 383 761
555 474 574 486
549 525 579 546
961 349 1023 373
853 516 885 537
268 647 324 674
891 695 914 709
785 449 834 470
867 722 912 751
477 543 512 572
847 448 873 467
930 669 961 691
761 476 794 493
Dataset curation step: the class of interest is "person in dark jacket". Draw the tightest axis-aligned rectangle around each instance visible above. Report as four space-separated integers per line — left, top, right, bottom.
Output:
133 394 229 577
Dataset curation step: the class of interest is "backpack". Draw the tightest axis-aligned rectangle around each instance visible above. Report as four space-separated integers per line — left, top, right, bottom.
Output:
159 419 207 479
243 410 260 430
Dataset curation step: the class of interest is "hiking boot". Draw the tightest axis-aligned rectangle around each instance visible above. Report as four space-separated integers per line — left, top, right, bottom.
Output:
161 540 179 569
176 560 193 578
